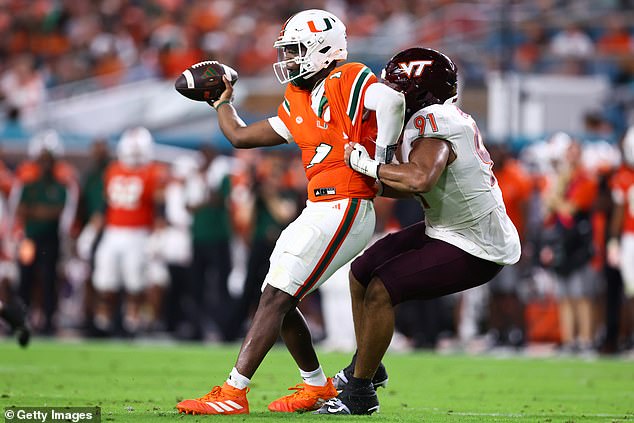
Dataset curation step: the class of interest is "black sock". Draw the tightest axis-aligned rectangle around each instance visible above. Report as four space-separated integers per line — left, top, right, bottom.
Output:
347 376 373 391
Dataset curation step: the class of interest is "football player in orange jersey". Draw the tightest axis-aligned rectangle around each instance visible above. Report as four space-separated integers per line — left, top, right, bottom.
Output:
607 126 634 351
91 127 166 336
176 9 405 415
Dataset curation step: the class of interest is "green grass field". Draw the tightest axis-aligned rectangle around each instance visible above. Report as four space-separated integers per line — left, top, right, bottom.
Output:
0 339 632 422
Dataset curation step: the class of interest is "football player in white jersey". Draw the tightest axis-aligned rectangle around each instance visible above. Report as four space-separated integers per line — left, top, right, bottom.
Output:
318 47 521 415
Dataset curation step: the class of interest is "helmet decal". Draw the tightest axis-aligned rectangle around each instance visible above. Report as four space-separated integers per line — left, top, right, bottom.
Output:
273 9 347 85
307 18 333 32
397 60 434 78
382 47 458 119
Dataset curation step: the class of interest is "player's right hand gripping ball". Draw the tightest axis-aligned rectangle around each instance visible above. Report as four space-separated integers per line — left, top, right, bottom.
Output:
174 61 238 102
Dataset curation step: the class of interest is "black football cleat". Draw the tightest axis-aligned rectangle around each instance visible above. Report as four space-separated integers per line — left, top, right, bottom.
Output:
333 352 388 392
0 299 31 348
314 383 379 415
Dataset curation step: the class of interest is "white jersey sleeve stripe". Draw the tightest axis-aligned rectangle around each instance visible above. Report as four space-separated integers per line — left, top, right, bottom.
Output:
268 116 293 144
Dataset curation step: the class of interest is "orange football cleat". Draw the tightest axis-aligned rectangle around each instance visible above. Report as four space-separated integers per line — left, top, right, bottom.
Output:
267 378 338 413
176 382 249 415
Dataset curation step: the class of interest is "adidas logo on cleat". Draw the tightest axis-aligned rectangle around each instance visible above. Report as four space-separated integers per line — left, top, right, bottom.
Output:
203 400 245 413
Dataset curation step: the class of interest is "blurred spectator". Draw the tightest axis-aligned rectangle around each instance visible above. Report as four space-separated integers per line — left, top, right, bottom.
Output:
485 144 533 347
0 0 631 93
549 22 595 59
0 147 18 317
540 138 599 353
0 54 45 127
143 219 171 332
11 130 78 334
162 155 197 339
231 152 299 338
598 165 624 355
75 138 110 333
582 110 617 145
610 55 634 134
595 14 633 57
513 21 549 73
607 126 634 352
186 144 234 342
547 22 595 75
78 139 111 227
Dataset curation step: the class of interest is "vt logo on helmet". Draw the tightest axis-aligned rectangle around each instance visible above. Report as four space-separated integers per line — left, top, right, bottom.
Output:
273 9 347 86
381 47 458 120
397 60 434 78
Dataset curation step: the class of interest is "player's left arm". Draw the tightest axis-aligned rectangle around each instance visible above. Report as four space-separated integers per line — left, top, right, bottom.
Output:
363 83 405 163
345 137 453 194
378 138 453 193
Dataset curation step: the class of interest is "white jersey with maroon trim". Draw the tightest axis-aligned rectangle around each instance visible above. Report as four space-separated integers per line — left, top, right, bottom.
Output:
400 103 520 265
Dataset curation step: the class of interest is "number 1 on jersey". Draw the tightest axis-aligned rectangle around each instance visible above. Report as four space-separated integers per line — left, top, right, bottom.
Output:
307 143 333 168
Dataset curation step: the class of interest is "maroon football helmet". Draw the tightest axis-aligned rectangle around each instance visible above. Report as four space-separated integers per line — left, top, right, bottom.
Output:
381 47 458 119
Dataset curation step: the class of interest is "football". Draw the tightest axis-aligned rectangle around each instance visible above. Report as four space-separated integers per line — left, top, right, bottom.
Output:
174 61 239 102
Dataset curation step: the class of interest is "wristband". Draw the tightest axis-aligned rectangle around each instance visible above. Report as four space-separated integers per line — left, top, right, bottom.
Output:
214 100 232 110
375 144 397 164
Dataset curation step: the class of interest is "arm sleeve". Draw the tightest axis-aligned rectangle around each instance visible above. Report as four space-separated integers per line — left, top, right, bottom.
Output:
267 116 293 144
363 82 405 162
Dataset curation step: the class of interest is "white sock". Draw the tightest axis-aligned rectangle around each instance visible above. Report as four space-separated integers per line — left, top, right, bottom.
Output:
300 366 327 387
227 367 250 390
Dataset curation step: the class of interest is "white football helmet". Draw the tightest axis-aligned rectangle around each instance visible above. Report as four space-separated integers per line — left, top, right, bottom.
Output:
623 125 634 167
273 9 347 85
117 127 154 168
28 130 64 158
171 155 200 179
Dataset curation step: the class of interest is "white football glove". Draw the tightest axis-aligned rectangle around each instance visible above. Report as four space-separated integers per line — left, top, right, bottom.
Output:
349 143 379 179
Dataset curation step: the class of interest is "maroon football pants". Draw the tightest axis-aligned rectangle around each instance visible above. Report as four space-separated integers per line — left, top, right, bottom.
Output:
351 221 502 305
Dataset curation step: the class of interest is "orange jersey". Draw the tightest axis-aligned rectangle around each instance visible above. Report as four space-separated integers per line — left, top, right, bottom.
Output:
495 159 532 238
277 62 378 202
104 161 166 228
610 165 634 234
15 160 77 187
566 167 598 212
0 161 13 196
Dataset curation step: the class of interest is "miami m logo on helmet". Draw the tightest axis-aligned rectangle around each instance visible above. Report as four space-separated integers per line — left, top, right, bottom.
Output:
307 17 334 33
